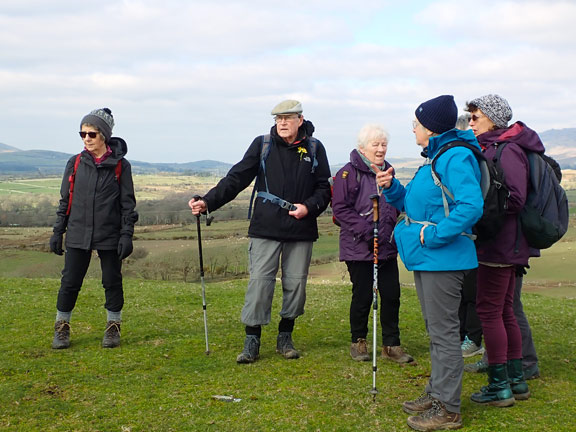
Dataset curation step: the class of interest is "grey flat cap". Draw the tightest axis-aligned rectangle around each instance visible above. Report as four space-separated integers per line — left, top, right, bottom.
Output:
271 100 303 115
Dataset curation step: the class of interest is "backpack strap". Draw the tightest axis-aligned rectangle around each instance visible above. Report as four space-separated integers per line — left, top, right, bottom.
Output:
66 154 82 216
115 159 122 182
429 141 488 241
308 137 319 173
431 141 490 215
66 155 123 217
248 134 317 219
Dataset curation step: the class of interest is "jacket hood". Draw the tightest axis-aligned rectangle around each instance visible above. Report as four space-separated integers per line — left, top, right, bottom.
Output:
476 121 545 153
108 137 128 159
427 128 480 159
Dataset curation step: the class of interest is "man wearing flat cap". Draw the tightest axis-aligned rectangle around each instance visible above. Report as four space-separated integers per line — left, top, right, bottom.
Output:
189 99 331 363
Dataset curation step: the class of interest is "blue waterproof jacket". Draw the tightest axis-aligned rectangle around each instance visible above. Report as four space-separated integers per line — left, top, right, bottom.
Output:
383 129 483 271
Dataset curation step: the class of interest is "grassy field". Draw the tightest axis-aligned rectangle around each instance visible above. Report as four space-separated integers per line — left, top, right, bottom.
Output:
1 276 575 431
1 172 575 431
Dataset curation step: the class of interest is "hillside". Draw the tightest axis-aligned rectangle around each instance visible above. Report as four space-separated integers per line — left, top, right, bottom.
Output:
1 128 575 176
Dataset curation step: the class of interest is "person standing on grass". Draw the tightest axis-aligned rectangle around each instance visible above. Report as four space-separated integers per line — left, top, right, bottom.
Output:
331 123 414 365
49 108 138 349
189 100 331 364
377 95 483 431
465 94 540 406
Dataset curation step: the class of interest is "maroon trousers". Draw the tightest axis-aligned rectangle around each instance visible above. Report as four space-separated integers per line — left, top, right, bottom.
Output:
476 264 522 364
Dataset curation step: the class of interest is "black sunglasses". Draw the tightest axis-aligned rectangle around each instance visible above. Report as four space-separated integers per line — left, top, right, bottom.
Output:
79 131 99 139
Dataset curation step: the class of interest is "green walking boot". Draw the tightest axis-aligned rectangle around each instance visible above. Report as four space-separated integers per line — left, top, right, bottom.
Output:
508 358 530 400
470 363 515 407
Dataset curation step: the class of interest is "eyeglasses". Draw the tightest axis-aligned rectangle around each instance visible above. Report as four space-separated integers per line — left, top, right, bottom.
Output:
412 120 419 129
470 114 485 122
79 131 99 139
275 114 299 123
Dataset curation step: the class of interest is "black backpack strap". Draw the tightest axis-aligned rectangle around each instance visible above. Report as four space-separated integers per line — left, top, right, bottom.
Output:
308 137 319 173
247 135 271 219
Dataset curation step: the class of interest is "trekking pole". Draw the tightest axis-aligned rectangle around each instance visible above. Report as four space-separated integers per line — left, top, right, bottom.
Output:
369 194 380 400
194 195 213 355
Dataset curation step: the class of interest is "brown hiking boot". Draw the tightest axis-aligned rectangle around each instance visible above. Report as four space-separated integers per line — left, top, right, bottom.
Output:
52 320 71 349
382 345 415 364
407 400 462 431
403 392 436 415
350 338 370 361
102 321 121 348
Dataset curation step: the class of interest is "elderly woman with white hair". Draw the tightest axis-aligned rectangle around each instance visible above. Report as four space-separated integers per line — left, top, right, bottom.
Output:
332 124 414 365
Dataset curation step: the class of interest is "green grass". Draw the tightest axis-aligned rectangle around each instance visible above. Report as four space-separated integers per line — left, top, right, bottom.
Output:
1 277 575 431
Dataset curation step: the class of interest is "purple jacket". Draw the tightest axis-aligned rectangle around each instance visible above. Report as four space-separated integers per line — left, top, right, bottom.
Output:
476 122 545 266
332 150 400 262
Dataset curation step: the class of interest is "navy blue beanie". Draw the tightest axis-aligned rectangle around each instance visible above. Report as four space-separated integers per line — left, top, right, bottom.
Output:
415 95 457 134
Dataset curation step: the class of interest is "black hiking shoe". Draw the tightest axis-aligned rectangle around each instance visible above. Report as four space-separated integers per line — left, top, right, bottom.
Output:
52 320 71 349
276 332 300 359
236 335 260 364
102 321 121 348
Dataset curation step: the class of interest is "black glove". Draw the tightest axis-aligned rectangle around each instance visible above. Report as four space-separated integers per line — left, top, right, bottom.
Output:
49 233 64 255
515 265 529 277
117 236 133 260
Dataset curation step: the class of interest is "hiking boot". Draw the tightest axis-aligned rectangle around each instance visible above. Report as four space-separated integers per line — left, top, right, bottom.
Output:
382 345 415 364
461 336 485 358
407 400 462 431
102 321 121 348
236 335 260 364
508 359 530 400
350 338 370 361
470 363 515 407
52 320 71 349
403 392 436 415
276 332 300 359
464 359 488 373
523 363 540 380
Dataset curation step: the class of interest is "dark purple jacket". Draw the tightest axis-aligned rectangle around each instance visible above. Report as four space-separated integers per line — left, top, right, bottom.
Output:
476 122 545 266
332 150 399 262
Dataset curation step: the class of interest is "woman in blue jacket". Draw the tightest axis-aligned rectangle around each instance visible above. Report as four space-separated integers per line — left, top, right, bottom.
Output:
332 124 413 365
377 95 483 432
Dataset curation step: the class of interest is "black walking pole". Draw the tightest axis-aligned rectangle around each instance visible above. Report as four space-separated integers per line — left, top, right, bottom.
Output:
369 194 380 399
194 196 213 355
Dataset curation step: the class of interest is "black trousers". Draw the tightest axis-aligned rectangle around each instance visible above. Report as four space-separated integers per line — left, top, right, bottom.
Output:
56 247 124 313
346 259 401 345
458 267 483 346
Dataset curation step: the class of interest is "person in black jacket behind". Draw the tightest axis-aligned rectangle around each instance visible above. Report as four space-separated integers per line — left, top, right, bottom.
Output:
189 100 331 363
49 108 138 349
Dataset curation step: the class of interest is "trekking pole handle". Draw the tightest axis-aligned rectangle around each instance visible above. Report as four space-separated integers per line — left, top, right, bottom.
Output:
193 195 214 226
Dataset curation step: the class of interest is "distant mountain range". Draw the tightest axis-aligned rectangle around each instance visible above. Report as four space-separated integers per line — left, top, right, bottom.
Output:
0 144 233 177
1 128 575 177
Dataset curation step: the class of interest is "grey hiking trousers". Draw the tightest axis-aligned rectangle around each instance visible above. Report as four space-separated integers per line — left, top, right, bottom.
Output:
241 238 313 327
414 270 467 414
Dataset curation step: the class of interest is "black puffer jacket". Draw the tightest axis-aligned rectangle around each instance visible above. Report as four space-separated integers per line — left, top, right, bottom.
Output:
202 121 331 241
53 137 138 250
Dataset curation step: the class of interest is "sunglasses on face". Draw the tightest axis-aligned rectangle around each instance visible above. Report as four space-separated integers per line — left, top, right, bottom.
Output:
79 131 99 139
470 114 484 122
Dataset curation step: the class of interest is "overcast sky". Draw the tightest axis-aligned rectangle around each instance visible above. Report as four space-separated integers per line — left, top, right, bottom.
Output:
1 0 575 165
